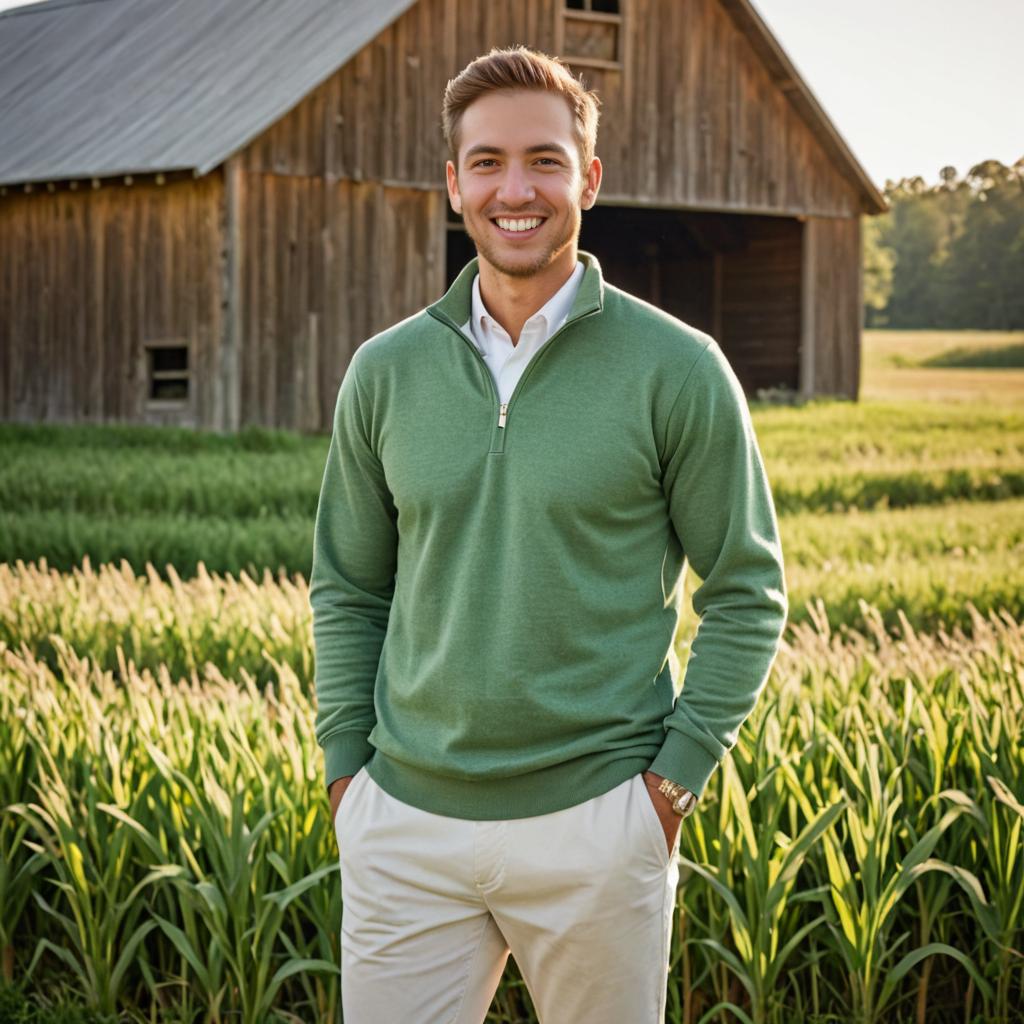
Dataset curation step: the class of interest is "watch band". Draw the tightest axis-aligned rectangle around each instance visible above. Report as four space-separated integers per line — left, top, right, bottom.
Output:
657 777 698 818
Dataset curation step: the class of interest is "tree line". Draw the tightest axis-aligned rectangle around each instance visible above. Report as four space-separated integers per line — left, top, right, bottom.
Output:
863 158 1024 329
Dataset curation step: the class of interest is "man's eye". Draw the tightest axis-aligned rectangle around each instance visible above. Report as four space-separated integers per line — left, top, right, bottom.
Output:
537 158 560 166
473 159 497 168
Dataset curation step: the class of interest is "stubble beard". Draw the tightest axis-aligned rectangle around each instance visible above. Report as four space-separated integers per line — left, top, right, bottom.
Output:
463 206 581 279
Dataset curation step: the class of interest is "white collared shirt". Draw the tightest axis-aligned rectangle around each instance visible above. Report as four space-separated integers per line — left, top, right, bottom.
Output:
460 261 585 405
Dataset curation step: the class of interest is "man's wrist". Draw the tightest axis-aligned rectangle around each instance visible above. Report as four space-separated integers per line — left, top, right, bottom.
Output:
645 771 698 817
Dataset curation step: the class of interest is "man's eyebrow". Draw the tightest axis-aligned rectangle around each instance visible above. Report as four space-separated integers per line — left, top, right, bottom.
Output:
463 142 573 161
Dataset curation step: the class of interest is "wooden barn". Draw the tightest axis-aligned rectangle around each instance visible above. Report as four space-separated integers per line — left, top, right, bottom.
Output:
0 0 886 433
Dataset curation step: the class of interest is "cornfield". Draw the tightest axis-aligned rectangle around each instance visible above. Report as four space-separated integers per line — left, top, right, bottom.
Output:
1 561 1021 1022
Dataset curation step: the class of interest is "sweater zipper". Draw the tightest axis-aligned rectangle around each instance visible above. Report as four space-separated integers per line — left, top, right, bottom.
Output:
430 307 601 453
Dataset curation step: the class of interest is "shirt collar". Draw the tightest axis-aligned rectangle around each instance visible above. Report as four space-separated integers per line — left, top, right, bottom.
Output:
470 260 585 343
428 250 605 335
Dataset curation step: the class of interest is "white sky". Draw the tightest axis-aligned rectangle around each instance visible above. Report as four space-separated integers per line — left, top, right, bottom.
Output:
1 0 1020 190
753 0 1023 189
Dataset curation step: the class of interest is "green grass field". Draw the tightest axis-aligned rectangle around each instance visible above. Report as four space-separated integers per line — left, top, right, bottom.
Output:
1 329 1022 1024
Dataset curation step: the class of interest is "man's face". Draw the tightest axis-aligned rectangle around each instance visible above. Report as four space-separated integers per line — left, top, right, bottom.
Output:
446 89 601 279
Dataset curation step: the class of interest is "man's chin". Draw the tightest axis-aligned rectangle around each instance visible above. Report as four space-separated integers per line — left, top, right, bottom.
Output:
485 256 551 279
474 239 574 280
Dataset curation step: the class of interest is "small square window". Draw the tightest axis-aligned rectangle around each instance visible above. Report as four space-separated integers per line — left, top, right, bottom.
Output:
559 0 624 69
144 341 190 404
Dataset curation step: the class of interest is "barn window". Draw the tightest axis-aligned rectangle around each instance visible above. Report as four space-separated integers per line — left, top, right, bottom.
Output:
144 341 190 404
559 0 623 69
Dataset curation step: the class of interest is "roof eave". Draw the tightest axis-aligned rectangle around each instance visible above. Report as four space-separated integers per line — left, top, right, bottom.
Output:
0 165 200 191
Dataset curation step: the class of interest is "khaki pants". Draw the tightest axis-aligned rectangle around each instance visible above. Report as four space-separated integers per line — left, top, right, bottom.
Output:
336 765 682 1023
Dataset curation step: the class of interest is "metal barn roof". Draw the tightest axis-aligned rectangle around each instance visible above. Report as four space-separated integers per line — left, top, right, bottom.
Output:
0 0 417 187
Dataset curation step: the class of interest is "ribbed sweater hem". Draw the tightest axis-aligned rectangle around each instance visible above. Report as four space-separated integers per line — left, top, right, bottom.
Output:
364 749 654 821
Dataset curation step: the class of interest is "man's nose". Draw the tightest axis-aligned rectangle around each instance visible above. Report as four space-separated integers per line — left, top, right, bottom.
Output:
496 165 536 206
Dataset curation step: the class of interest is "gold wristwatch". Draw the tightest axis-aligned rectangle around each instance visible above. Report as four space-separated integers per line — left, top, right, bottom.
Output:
657 777 698 818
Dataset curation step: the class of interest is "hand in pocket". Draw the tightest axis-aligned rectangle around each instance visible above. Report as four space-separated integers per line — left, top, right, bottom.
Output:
330 774 356 831
641 772 682 857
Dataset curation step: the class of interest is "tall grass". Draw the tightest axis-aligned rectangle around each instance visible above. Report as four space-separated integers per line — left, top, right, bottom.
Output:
5 535 1021 707
0 560 312 690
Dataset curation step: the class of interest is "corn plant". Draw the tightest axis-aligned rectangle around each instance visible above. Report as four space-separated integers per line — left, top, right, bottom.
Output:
672 755 846 1024
10 741 171 1016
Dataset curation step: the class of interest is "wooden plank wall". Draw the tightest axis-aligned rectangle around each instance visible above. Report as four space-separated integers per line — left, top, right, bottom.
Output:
801 215 861 399
243 0 861 217
0 176 224 426
236 174 444 430
720 215 802 393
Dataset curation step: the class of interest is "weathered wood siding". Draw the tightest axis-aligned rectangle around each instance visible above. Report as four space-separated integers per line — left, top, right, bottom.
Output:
235 173 444 430
243 0 861 217
800 215 861 399
0 176 224 426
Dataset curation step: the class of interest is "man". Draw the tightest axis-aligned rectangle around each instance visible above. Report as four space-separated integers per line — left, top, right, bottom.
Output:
310 45 787 1024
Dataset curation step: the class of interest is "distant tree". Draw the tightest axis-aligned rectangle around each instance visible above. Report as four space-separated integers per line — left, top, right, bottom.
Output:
930 165 972 323
863 158 1024 329
862 215 895 326
945 160 1024 328
878 179 948 326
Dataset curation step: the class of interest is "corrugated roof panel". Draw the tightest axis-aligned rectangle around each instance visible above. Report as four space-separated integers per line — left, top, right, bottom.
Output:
0 0 416 186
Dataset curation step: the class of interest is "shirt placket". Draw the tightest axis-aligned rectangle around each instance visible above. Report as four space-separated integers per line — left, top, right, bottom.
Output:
496 317 543 404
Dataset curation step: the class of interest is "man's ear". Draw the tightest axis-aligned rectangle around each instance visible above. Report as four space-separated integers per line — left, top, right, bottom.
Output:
580 155 602 211
446 160 462 215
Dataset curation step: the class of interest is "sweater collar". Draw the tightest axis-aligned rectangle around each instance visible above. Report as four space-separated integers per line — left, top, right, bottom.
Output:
427 249 605 334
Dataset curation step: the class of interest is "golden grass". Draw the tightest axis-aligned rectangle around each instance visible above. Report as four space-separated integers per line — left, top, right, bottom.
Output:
861 330 1024 405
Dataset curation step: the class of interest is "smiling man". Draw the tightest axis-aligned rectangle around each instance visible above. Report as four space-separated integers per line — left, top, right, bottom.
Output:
311 45 788 1023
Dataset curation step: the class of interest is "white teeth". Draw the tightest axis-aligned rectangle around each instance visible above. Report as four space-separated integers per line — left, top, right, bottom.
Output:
495 217 542 232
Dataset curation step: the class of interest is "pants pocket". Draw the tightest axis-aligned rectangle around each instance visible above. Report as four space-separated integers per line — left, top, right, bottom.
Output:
633 773 671 868
334 765 368 848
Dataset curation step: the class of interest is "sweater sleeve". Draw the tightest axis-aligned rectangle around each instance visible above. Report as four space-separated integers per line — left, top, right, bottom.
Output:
310 355 398 792
647 340 788 800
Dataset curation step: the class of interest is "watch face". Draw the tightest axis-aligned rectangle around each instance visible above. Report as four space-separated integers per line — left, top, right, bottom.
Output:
677 793 696 817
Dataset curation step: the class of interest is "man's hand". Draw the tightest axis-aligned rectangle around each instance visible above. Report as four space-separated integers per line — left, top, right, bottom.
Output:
329 775 356 831
642 770 682 856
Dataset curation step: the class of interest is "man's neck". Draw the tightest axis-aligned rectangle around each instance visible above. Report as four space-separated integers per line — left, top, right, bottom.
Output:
477 247 579 346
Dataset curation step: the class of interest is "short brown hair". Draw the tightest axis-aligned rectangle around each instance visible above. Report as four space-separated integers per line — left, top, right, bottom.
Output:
442 46 601 172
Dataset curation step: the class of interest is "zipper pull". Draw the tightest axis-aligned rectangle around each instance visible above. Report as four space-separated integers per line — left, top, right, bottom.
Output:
498 403 508 428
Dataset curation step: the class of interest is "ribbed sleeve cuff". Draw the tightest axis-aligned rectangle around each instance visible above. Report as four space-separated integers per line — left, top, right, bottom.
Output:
648 728 720 801
323 732 376 792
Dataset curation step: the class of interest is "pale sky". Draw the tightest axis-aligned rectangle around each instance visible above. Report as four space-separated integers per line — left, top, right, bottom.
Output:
753 0 1023 189
1 0 1020 190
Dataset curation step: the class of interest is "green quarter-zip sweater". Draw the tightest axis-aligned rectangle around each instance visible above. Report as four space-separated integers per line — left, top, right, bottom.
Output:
310 250 788 820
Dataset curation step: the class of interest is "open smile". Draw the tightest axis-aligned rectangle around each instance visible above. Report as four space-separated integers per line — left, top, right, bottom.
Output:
490 215 547 240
